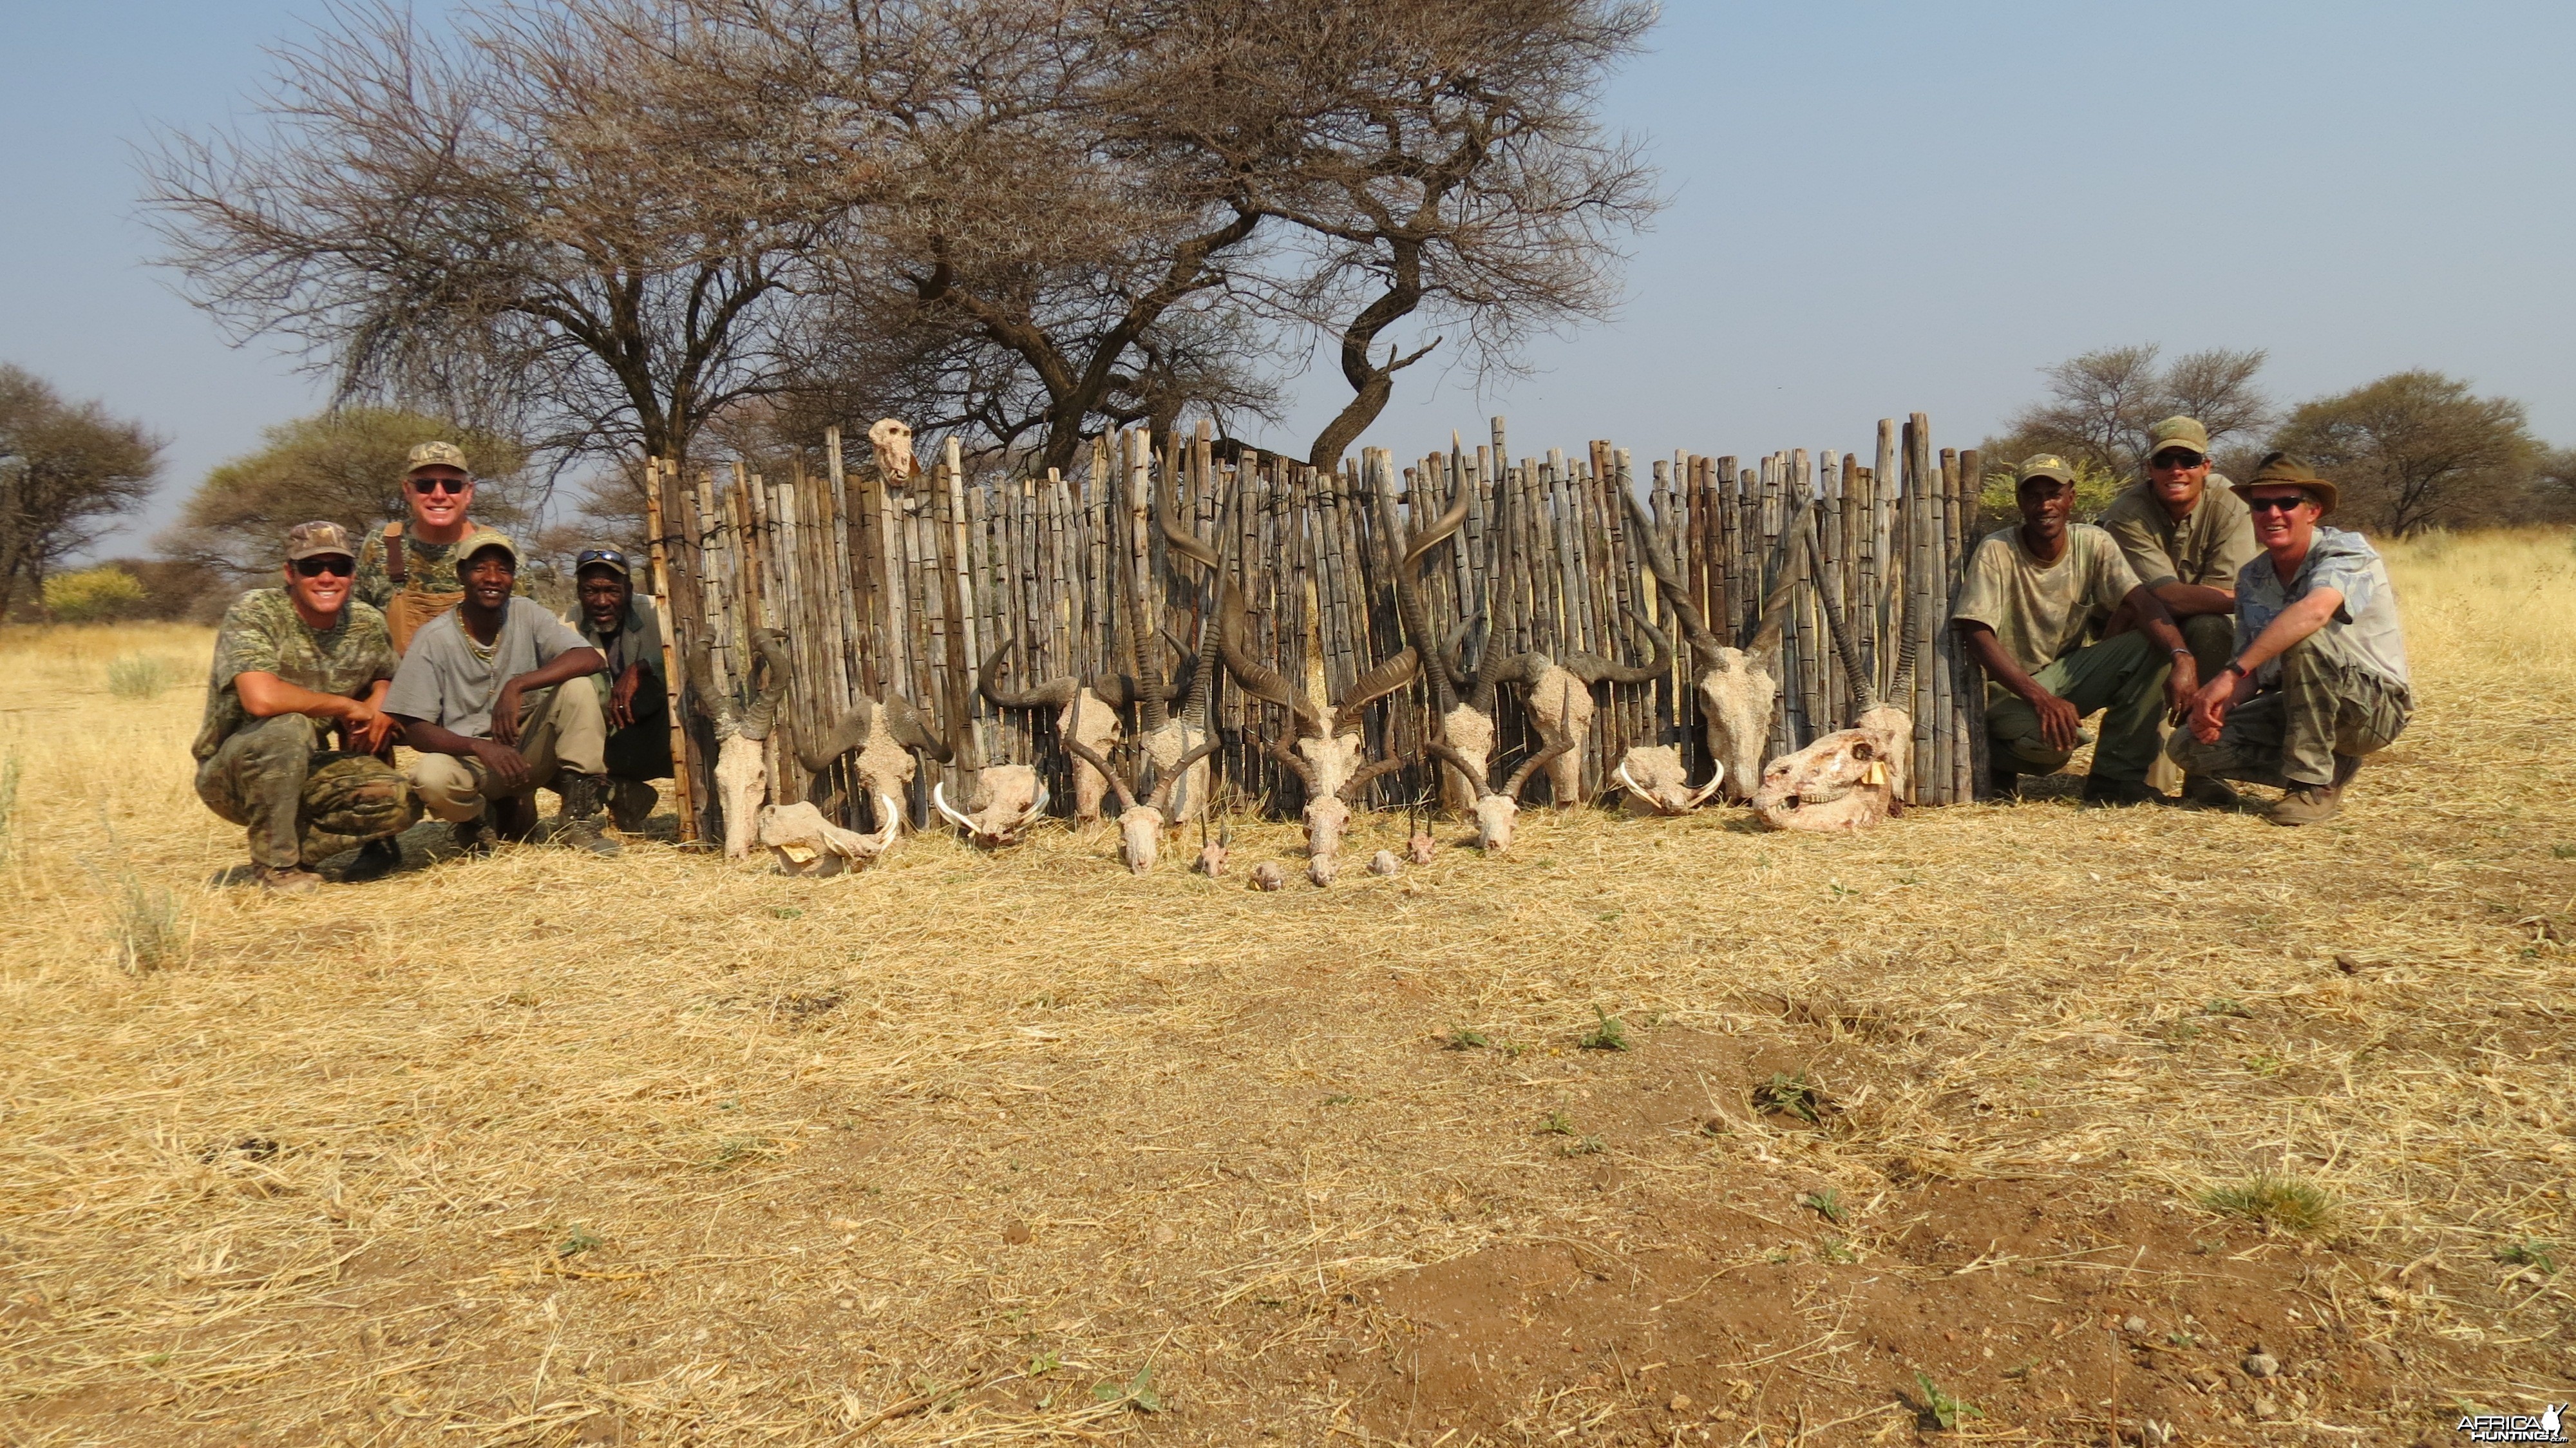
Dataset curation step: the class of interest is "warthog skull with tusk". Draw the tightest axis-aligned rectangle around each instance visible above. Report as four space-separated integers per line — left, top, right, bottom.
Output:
1624 487 1816 805
1752 510 1920 833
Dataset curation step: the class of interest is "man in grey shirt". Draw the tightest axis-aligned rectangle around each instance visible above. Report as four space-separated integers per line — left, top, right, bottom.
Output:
2169 455 2410 826
384 528 618 854
565 544 671 833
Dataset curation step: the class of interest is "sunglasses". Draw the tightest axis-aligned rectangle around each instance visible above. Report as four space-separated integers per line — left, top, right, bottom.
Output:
576 548 630 571
408 475 470 495
2150 451 2207 470
293 556 355 577
2244 495 2311 514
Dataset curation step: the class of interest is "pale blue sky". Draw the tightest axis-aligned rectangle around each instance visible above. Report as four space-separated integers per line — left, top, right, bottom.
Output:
5 1 2570 556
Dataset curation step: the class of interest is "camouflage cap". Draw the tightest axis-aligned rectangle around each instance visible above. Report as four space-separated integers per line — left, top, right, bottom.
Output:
2233 453 2338 517
2146 416 2211 459
2017 453 2078 487
405 440 471 476
455 526 522 569
283 520 359 562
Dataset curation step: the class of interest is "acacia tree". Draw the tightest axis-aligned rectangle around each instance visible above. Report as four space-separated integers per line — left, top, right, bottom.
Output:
143 0 841 473
1989 344 2275 484
0 366 164 618
2270 370 2538 537
1121 0 1659 468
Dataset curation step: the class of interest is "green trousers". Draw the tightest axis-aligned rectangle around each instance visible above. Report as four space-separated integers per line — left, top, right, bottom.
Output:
195 714 421 868
1984 631 2172 785
2179 613 2233 680
2167 636 2410 787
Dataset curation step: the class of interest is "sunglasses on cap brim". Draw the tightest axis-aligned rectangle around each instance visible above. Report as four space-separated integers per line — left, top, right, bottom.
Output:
292 556 355 577
576 549 630 572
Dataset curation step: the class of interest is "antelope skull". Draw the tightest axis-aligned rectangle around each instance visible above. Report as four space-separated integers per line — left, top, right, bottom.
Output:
1754 510 1920 834
1425 683 1577 854
688 628 790 861
1623 488 1815 805
1061 734 1220 875
794 692 950 837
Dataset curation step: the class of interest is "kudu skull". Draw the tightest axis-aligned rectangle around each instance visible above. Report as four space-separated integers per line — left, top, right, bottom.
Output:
1622 488 1816 805
793 692 950 841
688 628 791 860
1424 681 1578 854
1060 714 1219 875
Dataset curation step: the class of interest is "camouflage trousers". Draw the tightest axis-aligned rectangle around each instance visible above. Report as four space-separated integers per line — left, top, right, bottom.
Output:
2166 637 2410 788
195 713 421 868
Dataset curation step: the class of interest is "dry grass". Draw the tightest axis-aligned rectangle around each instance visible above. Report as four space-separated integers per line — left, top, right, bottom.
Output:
2 537 2572 1445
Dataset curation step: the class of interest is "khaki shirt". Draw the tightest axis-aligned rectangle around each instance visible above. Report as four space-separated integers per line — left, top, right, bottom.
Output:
194 589 397 761
2097 480 2258 592
2235 527 2410 699
1949 525 2142 676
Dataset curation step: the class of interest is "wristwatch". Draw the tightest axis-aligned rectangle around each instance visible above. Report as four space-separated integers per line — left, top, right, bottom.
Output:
2219 660 2248 680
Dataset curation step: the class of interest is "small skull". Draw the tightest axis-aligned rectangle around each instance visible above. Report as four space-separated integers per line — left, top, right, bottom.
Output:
867 418 917 487
1406 832 1437 866
1368 850 1401 877
1250 861 1287 891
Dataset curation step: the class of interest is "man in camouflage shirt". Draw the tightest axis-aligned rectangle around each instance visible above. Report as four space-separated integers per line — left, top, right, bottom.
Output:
355 440 482 653
194 522 421 895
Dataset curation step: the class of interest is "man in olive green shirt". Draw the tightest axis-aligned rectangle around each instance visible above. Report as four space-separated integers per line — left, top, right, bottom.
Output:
2096 416 2259 806
1952 455 2195 805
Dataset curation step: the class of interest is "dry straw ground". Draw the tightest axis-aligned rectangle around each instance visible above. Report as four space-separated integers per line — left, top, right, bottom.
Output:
2 533 2571 1447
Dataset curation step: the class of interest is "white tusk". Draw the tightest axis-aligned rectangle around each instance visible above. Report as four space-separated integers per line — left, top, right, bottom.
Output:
1686 766 1725 808
1029 781 1051 824
932 782 975 833
866 792 902 852
1615 760 1648 805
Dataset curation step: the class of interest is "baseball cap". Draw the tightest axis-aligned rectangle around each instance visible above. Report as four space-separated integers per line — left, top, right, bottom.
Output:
574 545 632 579
2018 454 2078 487
405 440 471 475
2233 453 2339 517
283 520 359 562
455 526 521 569
2146 417 2211 459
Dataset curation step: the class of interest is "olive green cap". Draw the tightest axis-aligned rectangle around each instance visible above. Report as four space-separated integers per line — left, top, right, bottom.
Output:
283 520 358 562
2018 453 2078 487
2145 416 2210 460
2233 453 2338 517
456 526 521 569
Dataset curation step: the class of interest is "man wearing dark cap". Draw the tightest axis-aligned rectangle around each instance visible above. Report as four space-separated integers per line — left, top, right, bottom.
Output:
2097 417 2259 805
383 528 619 854
565 544 671 833
193 522 421 894
2170 455 2410 826
1953 455 2196 805
357 440 483 653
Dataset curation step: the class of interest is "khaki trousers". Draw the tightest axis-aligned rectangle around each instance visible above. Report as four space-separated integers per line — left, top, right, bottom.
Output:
2166 636 2410 788
406 683 609 823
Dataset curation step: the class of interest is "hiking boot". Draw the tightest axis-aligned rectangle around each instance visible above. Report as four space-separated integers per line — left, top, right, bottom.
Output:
2181 774 2246 810
452 815 494 857
2266 783 2342 827
341 837 404 882
609 779 659 834
256 863 323 896
1985 763 2020 801
2332 752 2365 790
554 773 623 857
2081 776 2165 808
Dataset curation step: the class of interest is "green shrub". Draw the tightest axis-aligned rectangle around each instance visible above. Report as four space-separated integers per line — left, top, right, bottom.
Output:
106 654 177 700
43 567 147 622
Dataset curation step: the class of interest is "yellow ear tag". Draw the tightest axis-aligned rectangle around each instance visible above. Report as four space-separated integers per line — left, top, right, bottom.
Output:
779 841 819 864
1861 760 1888 786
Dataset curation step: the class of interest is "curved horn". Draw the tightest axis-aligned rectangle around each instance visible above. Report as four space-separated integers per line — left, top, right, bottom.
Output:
1614 758 1647 801
1685 767 1727 808
1620 488 1722 660
1221 580 1328 738
931 781 975 833
978 637 1078 710
1804 508 1877 718
1425 719 1494 801
882 694 952 763
1500 683 1578 801
1143 738 1220 814
686 637 744 739
1385 474 1468 712
1743 496 1819 658
1333 645 1421 735
1155 457 1220 569
795 698 876 775
1566 605 1674 685
1060 734 1140 814
1338 748 1417 802
741 628 791 741
1257 729 1318 788
1885 566 1925 706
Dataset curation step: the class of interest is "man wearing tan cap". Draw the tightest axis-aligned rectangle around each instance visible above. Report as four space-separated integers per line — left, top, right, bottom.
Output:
356 440 481 653
383 528 620 854
1953 455 2195 805
2170 454 2410 825
193 522 421 894
2096 417 2259 806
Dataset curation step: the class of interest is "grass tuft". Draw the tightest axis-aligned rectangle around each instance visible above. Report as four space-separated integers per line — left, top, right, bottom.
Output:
2196 1172 2336 1234
105 654 177 700
1754 1071 1823 1123
111 869 187 975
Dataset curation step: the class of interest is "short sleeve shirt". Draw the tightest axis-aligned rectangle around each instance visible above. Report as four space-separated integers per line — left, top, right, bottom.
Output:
2235 526 2411 698
1949 524 2142 675
193 589 397 761
383 596 591 738
2097 480 2259 591
566 595 666 686
355 526 469 611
